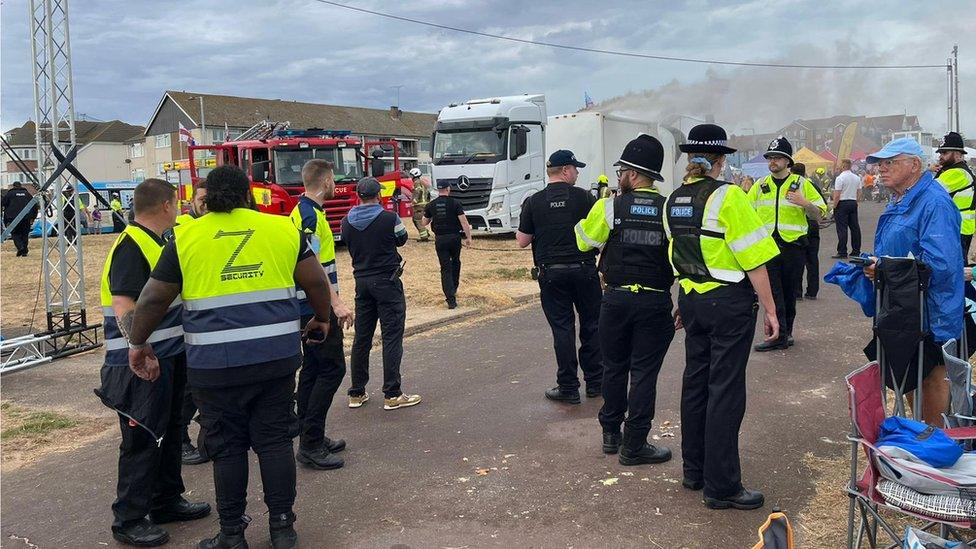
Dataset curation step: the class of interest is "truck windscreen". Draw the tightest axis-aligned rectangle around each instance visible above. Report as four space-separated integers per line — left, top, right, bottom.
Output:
273 147 364 185
433 129 506 164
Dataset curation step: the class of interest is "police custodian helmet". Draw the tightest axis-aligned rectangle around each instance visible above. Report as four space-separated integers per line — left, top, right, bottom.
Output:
614 134 665 182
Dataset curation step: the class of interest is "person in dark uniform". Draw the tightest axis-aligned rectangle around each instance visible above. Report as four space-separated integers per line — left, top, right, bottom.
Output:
423 179 473 309
93 178 211 546
575 134 676 465
370 149 386 178
516 149 603 404
2 181 38 256
664 124 781 510
111 192 127 233
343 177 422 411
791 163 823 300
127 166 333 549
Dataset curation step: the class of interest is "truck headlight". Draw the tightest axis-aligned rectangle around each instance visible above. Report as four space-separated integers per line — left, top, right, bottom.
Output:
487 200 505 215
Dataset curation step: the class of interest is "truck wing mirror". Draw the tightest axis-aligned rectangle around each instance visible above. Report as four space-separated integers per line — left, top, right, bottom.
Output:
511 126 528 160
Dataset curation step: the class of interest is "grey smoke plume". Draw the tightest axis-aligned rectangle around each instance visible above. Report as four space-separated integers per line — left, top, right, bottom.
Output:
594 40 961 137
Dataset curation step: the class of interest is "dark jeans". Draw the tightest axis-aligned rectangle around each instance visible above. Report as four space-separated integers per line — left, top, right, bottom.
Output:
678 284 757 499
435 233 463 301
598 290 675 450
349 275 406 399
297 312 345 450
113 354 186 528
193 373 297 530
766 243 804 339
834 200 861 256
538 263 603 392
796 228 820 298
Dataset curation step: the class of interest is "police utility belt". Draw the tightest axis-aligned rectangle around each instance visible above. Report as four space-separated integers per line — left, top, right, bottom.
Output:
531 260 594 280
606 284 665 294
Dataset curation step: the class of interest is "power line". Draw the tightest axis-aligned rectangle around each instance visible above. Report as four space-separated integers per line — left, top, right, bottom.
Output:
311 0 947 70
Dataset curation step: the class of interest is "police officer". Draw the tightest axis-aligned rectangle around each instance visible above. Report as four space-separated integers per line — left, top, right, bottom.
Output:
127 165 333 549
409 167 432 241
575 134 676 465
423 178 472 309
746 136 827 351
791 163 822 300
111 192 126 233
291 159 355 470
342 177 422 411
934 131 975 258
516 149 602 404
664 123 781 510
1 181 37 256
94 178 210 546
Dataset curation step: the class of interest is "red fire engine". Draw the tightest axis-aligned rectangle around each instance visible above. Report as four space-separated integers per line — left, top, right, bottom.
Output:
186 125 414 239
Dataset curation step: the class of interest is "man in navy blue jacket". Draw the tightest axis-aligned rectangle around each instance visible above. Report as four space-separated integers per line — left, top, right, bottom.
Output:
341 177 422 411
863 138 963 425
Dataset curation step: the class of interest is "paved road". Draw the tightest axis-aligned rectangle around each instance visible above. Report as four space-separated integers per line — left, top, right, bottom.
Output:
1 202 887 548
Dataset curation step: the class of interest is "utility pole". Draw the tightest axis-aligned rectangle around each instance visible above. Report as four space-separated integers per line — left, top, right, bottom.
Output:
953 45 960 133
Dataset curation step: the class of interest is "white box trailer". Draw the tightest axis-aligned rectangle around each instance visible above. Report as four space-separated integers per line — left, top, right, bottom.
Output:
545 111 686 196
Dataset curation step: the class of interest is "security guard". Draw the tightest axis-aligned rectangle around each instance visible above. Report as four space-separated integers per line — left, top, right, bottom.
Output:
664 123 781 510
423 178 473 309
408 167 432 241
746 136 827 351
517 149 602 404
290 159 354 470
93 178 210 546
127 165 333 549
575 134 676 465
934 131 975 257
111 192 126 233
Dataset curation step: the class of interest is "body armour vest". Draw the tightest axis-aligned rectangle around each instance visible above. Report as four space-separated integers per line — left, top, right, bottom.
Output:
600 190 674 289
666 179 728 284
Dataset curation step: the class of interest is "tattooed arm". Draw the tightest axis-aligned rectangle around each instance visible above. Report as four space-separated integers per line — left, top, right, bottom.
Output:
111 296 137 339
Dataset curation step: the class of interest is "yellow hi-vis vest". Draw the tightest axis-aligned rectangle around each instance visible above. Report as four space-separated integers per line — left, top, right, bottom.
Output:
747 174 827 244
175 208 302 369
937 165 976 236
663 177 781 294
100 225 184 365
290 196 338 316
175 213 196 226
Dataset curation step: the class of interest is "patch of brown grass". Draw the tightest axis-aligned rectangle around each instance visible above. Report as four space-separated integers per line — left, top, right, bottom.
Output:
0 401 113 471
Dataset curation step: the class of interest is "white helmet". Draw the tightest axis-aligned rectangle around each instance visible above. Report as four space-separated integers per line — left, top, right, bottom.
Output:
408 167 422 178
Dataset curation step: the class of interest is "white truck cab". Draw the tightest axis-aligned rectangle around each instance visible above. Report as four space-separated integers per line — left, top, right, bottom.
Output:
431 95 547 233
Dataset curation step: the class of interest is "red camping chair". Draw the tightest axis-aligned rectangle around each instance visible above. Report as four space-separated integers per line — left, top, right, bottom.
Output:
845 362 976 548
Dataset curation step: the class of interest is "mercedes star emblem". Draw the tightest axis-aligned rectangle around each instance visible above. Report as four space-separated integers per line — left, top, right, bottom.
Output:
457 175 470 191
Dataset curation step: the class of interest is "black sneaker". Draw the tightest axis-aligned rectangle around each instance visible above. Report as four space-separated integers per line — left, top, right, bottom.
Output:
754 338 788 352
182 442 209 465
618 443 672 465
324 437 346 453
150 497 212 524
112 518 169 547
297 446 344 470
703 488 765 510
602 432 621 454
197 525 248 549
544 387 581 405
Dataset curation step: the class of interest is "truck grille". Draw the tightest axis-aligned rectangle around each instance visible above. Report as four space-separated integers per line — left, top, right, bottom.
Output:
437 177 492 210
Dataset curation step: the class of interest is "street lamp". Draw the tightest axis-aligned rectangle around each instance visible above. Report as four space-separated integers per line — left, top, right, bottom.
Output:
187 95 206 145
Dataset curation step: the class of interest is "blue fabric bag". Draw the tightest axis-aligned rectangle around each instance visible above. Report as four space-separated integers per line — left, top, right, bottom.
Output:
876 416 963 469
824 260 876 317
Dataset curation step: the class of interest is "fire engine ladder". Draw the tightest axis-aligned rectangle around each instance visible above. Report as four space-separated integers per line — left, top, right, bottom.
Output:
232 120 291 142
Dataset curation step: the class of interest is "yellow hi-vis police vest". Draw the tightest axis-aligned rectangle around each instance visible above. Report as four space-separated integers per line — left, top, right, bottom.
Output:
663 177 781 295
937 164 976 236
100 225 184 365
175 208 302 369
747 173 827 244
290 196 338 316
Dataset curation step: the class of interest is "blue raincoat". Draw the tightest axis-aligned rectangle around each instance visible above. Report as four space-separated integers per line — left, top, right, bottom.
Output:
873 171 963 343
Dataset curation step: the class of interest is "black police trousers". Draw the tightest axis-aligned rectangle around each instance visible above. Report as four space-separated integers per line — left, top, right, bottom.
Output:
113 354 186 528
349 275 405 399
7 219 31 255
962 234 972 262
538 262 603 392
435 233 463 302
678 284 757 500
766 243 805 340
297 311 345 451
598 289 675 450
796 226 820 298
193 373 297 530
834 200 861 256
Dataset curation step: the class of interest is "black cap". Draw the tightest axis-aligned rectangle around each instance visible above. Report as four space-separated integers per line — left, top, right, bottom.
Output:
614 134 665 182
679 124 736 155
435 179 451 189
937 131 967 154
357 177 382 198
763 136 794 164
546 149 586 168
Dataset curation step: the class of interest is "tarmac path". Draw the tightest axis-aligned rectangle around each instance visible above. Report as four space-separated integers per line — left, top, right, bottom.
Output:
1 201 888 548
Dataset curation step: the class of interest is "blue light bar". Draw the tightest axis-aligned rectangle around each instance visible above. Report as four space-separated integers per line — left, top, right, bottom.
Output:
273 128 352 138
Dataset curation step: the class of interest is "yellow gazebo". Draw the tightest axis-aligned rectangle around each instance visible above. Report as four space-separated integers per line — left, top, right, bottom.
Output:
792 147 834 175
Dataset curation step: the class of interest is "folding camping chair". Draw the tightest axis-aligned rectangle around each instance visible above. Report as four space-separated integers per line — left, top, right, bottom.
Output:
941 339 975 435
846 258 976 548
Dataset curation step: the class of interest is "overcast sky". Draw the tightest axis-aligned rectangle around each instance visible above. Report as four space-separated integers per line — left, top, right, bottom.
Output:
2 0 974 137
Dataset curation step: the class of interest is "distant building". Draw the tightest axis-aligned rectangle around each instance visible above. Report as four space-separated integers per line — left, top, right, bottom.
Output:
1 120 144 189
139 91 438 179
